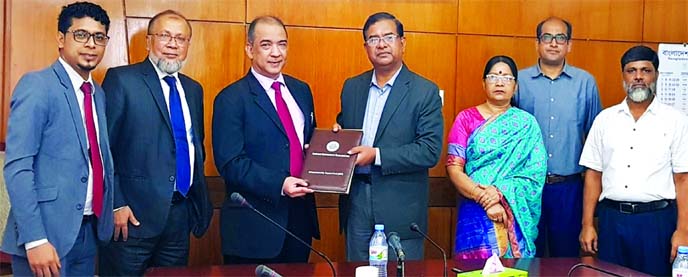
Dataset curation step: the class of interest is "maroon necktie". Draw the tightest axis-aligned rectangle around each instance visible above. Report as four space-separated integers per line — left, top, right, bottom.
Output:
272 81 303 177
80 82 104 217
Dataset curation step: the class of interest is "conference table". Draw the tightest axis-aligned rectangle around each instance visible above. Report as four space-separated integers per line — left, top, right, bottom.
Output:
146 256 650 276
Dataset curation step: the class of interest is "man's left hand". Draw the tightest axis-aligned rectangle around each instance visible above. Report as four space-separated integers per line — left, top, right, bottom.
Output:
348 146 376 166
671 229 688 261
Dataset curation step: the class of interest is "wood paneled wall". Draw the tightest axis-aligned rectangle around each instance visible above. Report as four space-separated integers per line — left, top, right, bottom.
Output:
3 0 687 266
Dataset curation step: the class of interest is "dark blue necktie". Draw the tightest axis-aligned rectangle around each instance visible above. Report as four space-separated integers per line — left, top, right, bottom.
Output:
163 75 191 196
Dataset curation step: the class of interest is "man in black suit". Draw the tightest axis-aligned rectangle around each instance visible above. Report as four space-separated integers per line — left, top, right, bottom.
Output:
98 10 212 275
336 12 444 261
212 16 319 264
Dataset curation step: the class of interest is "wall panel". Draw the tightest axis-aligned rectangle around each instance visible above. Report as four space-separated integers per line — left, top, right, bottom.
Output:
458 0 643 41
643 0 688 43
566 40 640 107
248 0 458 33
124 0 245 22
126 18 247 176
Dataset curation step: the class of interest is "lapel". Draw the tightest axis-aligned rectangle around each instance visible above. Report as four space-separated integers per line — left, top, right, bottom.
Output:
52 61 89 163
374 64 410 143
353 70 373 129
284 76 312 138
140 58 173 133
247 72 287 136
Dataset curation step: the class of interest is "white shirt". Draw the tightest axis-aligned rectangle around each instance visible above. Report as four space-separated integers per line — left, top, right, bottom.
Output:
149 58 195 192
27 58 103 250
579 98 688 202
250 67 305 147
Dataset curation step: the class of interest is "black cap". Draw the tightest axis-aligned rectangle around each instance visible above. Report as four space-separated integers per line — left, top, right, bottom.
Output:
621 45 659 71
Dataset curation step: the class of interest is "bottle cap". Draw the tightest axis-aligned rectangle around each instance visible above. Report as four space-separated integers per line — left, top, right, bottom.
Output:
679 246 688 254
374 224 384 231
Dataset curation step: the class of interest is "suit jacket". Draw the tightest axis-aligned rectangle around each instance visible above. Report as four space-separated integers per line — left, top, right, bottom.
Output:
337 64 443 239
102 59 212 239
213 71 319 258
1 61 115 257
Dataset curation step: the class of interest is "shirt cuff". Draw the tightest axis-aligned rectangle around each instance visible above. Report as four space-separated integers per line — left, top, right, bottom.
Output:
113 206 127 212
374 148 381 166
25 239 48 250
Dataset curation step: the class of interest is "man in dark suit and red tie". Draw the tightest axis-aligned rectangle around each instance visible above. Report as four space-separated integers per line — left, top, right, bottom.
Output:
98 10 212 276
212 15 320 264
2 2 114 276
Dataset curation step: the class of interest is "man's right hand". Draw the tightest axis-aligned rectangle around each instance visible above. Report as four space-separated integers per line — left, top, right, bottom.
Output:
27 242 61 277
282 177 314 198
113 206 140 241
580 225 598 254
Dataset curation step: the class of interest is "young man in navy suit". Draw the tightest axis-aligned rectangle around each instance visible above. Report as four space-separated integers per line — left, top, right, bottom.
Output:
2 2 114 276
98 10 212 276
213 16 319 264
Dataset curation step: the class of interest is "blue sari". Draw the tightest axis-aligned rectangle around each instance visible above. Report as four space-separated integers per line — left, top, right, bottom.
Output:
449 107 546 258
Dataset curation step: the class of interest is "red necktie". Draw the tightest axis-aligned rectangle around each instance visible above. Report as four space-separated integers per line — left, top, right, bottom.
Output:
80 82 104 217
272 81 303 177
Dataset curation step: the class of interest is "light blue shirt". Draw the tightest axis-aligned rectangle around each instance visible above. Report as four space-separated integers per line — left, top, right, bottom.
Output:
513 62 602 176
356 66 402 174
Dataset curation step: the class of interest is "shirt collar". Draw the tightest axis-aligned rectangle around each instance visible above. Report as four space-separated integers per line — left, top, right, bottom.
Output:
58 57 93 90
251 67 286 92
371 65 403 89
148 57 180 80
617 96 660 116
532 60 572 79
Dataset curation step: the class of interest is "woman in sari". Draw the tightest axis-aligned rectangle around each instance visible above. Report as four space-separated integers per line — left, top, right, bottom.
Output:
447 55 546 259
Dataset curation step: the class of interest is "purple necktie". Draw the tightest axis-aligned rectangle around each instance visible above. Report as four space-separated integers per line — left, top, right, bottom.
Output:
80 82 104 218
272 81 303 177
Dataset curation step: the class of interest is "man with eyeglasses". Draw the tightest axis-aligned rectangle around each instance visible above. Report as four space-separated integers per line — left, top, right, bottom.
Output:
512 17 602 258
2 2 114 276
213 16 319 264
334 12 443 261
98 10 212 276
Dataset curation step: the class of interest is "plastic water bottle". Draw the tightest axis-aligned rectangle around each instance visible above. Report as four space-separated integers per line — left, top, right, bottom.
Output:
673 246 688 277
369 224 388 277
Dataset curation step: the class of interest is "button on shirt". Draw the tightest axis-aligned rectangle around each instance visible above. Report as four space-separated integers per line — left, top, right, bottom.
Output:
514 63 602 176
150 58 195 191
579 99 688 202
250 68 305 147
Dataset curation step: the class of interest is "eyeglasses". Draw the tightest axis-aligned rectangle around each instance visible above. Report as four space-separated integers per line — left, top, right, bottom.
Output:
149 33 189 45
539 33 569 45
485 74 516 84
65 30 109 46
366 34 398 46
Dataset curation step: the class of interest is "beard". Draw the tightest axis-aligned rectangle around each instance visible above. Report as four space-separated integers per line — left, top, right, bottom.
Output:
149 52 186 74
623 80 656 103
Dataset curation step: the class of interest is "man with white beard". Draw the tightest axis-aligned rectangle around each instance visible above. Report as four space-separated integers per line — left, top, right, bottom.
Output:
578 45 688 276
98 10 212 276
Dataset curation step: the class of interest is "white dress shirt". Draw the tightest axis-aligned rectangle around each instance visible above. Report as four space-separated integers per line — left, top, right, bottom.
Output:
579 98 688 202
